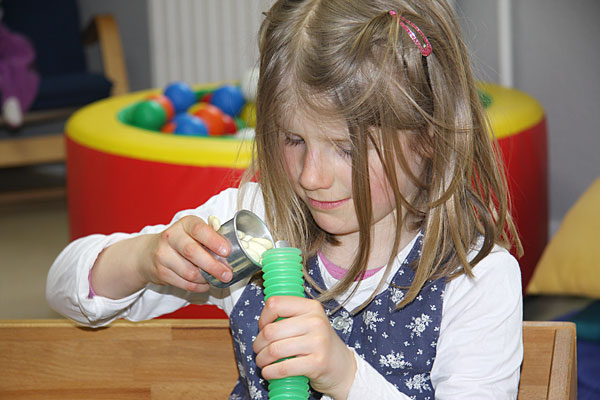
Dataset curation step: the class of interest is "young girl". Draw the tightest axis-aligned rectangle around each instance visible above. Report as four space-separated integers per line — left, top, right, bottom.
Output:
47 0 524 398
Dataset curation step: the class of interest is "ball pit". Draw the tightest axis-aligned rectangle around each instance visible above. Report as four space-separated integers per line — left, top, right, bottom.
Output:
66 84 254 239
124 81 255 138
479 83 547 292
65 81 546 318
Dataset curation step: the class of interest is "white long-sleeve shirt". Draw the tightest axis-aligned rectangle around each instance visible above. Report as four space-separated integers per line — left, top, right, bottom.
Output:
46 183 523 399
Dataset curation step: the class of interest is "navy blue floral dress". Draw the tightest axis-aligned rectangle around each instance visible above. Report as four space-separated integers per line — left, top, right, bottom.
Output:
228 235 446 399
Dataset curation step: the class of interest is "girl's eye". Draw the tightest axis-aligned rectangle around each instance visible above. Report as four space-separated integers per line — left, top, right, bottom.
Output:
283 134 304 146
336 144 353 158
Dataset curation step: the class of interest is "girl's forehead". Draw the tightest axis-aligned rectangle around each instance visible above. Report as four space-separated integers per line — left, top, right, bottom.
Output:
281 107 350 139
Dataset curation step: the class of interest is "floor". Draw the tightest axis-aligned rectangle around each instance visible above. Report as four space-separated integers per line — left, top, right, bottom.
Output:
0 165 68 319
0 165 593 321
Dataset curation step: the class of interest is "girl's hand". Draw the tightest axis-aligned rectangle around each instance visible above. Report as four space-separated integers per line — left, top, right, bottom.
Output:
253 296 357 399
90 215 232 300
140 215 233 293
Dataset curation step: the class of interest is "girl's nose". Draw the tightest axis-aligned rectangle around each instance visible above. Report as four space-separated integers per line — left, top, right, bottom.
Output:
298 148 334 190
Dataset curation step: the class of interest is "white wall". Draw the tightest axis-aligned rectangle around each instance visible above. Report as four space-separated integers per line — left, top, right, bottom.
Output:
147 0 272 88
456 0 600 234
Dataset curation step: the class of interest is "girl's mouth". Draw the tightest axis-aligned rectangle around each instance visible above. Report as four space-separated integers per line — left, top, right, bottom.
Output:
307 197 350 210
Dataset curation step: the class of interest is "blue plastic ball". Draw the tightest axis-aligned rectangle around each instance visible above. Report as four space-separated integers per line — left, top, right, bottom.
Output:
210 85 246 117
164 81 197 113
173 114 208 136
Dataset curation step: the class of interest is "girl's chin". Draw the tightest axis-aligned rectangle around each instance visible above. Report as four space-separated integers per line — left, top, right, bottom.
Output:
310 212 357 236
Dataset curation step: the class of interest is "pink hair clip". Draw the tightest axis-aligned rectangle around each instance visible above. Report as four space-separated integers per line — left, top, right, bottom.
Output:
389 10 432 57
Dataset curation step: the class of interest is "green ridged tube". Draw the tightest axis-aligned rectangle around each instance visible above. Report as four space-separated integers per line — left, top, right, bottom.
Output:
261 247 310 400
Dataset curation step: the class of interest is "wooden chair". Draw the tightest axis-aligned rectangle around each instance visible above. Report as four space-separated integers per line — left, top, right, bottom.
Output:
0 319 577 399
0 0 129 171
519 321 577 400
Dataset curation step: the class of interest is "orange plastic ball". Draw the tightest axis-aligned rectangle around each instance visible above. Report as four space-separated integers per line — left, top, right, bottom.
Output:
193 103 226 136
161 121 176 134
147 93 175 121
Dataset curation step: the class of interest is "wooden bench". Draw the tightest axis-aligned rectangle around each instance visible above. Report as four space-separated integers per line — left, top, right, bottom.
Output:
0 319 576 399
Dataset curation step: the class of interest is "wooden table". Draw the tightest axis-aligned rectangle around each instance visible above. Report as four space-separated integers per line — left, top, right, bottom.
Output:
0 319 576 399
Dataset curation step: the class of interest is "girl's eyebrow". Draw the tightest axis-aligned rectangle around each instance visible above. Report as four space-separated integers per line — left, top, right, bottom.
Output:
279 122 352 142
330 138 352 146
281 128 301 135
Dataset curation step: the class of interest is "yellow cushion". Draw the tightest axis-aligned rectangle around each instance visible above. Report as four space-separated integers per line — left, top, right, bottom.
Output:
527 178 600 298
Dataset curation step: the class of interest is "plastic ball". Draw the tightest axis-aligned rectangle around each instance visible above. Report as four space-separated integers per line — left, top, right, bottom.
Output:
147 93 175 121
187 102 208 115
119 105 136 125
210 85 246 117
235 127 256 140
172 114 208 136
201 92 213 103
195 88 213 102
131 100 167 130
240 102 256 127
240 67 259 102
234 117 247 131
222 113 237 134
164 81 197 113
193 104 226 136
161 121 176 134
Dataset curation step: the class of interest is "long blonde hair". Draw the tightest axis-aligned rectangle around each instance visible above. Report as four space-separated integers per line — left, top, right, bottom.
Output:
241 0 522 310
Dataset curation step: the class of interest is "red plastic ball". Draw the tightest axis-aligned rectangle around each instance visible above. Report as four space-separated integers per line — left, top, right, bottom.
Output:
200 92 213 103
222 113 237 134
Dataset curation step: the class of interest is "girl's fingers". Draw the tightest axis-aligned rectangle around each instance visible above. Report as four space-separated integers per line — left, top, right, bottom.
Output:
253 316 307 355
173 235 232 282
165 217 232 283
155 244 208 284
154 260 211 293
259 353 317 381
254 298 331 364
181 216 230 258
255 332 320 372
258 296 323 330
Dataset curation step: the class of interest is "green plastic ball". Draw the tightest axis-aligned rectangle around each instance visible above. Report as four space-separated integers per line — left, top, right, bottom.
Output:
131 100 167 131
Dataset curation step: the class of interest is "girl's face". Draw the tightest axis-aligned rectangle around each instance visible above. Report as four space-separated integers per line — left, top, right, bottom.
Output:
280 109 423 246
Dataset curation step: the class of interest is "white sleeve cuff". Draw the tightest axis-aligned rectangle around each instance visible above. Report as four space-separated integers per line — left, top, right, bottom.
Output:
73 233 146 326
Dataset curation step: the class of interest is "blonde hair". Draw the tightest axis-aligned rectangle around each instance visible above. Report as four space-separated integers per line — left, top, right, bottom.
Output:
241 0 522 310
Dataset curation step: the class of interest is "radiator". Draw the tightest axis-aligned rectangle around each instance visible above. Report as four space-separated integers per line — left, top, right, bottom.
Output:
148 0 272 88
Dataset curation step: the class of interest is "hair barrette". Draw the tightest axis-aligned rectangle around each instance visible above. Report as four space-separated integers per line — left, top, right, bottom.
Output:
389 10 432 57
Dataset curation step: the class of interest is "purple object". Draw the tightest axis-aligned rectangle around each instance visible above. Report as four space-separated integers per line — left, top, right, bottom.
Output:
0 22 40 125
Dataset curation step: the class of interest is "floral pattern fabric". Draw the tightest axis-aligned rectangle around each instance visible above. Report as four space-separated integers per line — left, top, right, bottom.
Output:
228 234 446 399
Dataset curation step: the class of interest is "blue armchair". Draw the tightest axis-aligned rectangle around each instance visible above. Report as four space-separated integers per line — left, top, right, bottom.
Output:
0 0 129 168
